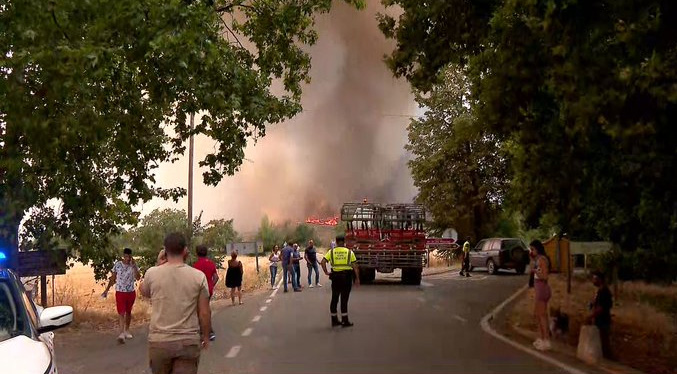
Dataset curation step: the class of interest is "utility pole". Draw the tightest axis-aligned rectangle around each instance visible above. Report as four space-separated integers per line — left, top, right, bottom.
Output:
188 113 195 241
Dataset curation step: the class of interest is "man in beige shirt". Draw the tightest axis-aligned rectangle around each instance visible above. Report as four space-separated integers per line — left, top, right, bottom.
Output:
140 232 211 374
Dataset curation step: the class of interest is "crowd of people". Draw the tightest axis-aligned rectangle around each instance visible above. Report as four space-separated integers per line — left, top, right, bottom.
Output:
267 239 326 292
100 233 356 374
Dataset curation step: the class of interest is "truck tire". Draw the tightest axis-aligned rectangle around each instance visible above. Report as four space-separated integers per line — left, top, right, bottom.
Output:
360 268 376 284
487 259 497 275
401 268 422 285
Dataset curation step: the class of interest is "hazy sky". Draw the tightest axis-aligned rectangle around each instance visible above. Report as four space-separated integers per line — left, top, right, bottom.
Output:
139 2 419 233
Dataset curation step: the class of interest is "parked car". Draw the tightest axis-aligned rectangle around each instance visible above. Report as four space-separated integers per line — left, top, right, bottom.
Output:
469 238 530 275
0 267 73 374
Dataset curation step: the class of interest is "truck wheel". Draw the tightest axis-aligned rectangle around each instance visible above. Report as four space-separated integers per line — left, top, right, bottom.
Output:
360 268 376 284
487 259 497 275
401 268 422 285
410 268 422 285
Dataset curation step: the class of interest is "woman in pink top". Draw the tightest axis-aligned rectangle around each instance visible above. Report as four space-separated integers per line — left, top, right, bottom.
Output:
530 239 552 351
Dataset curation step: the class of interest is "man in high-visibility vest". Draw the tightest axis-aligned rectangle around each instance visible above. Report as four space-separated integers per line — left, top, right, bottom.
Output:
459 236 472 277
321 235 360 327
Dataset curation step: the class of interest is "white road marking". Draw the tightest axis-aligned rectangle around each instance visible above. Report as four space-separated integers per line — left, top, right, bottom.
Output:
453 315 468 323
252 315 261 322
242 328 253 337
265 298 272 303
260 306 268 312
480 285 588 374
225 345 241 358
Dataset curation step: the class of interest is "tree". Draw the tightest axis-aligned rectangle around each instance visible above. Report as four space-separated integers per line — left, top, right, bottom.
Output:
0 0 365 271
381 0 677 280
406 65 508 240
256 215 283 253
201 218 241 251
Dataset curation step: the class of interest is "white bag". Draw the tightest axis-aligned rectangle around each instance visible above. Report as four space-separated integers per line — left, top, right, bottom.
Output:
577 325 602 364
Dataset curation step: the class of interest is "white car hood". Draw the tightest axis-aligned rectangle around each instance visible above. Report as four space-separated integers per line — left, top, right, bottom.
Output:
0 335 51 374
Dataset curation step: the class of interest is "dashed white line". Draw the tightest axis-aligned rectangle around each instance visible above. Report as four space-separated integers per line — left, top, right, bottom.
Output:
242 327 253 337
252 315 261 322
265 298 272 303
225 345 241 358
453 315 468 323
260 306 268 312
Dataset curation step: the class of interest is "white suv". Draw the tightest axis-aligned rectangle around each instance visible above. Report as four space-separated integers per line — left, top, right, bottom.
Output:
0 268 73 374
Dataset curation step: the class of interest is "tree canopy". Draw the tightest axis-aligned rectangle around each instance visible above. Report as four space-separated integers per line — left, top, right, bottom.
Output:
381 0 676 280
0 0 364 271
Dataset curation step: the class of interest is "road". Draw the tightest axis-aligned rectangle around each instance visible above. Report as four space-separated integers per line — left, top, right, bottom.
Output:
56 268 567 374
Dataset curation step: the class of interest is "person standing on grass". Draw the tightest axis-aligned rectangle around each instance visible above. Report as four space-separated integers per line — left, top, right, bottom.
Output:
529 239 552 351
102 247 141 344
140 232 211 374
225 250 244 305
192 245 219 341
269 245 281 289
588 271 613 359
305 239 322 288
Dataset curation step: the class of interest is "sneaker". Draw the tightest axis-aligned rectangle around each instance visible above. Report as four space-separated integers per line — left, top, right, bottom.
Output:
538 340 552 351
209 332 216 341
294 288 302 292
309 284 314 288
117 333 126 344
533 339 551 351
124 331 133 339
317 283 322 287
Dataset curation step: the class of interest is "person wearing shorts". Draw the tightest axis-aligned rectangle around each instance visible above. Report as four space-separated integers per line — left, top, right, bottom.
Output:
102 247 141 344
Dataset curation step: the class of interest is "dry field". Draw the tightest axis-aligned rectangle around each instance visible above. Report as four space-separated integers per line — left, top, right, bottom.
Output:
508 274 677 374
43 256 270 331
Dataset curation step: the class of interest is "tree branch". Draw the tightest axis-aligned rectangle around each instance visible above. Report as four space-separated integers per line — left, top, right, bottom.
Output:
51 10 71 42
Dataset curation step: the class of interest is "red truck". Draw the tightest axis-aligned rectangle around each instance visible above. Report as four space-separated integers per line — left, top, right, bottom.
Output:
340 202 429 285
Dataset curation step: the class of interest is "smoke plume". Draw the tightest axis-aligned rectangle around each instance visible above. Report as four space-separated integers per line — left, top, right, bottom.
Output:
144 2 418 233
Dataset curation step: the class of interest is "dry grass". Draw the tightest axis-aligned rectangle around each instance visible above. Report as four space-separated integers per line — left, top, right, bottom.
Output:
44 256 269 331
509 274 677 374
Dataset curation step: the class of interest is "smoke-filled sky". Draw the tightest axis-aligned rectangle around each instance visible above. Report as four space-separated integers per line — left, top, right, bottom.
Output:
140 2 419 233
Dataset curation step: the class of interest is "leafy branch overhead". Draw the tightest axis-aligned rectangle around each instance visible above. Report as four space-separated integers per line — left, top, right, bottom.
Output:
0 0 363 269
381 0 676 281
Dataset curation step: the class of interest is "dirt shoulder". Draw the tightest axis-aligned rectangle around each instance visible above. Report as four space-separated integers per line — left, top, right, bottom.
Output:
499 274 676 374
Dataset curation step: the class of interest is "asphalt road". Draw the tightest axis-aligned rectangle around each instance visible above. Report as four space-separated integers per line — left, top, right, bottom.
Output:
56 267 567 374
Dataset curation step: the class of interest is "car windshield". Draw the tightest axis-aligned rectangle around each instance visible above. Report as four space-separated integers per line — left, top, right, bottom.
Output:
0 279 28 343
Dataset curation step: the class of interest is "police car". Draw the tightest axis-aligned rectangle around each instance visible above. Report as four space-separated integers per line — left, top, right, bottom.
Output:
0 251 73 374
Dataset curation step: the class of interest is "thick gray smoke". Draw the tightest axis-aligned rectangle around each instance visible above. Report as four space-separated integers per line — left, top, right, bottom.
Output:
144 2 418 232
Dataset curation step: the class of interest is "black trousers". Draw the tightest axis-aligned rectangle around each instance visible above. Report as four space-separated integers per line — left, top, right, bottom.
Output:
330 271 353 315
461 254 470 273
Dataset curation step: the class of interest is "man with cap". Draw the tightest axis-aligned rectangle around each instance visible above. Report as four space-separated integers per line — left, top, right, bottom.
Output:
321 235 359 327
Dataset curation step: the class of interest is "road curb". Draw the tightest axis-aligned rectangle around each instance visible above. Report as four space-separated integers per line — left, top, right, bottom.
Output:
480 284 589 374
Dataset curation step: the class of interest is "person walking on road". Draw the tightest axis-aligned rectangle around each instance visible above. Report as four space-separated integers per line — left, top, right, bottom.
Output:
268 245 281 289
305 239 322 288
192 245 219 341
225 251 244 305
321 235 359 327
459 236 471 277
292 243 303 288
529 239 552 351
102 247 141 344
588 271 613 359
140 232 211 374
281 242 301 292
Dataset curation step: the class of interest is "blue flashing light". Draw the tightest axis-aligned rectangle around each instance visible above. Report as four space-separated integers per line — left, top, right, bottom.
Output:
0 251 6 260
